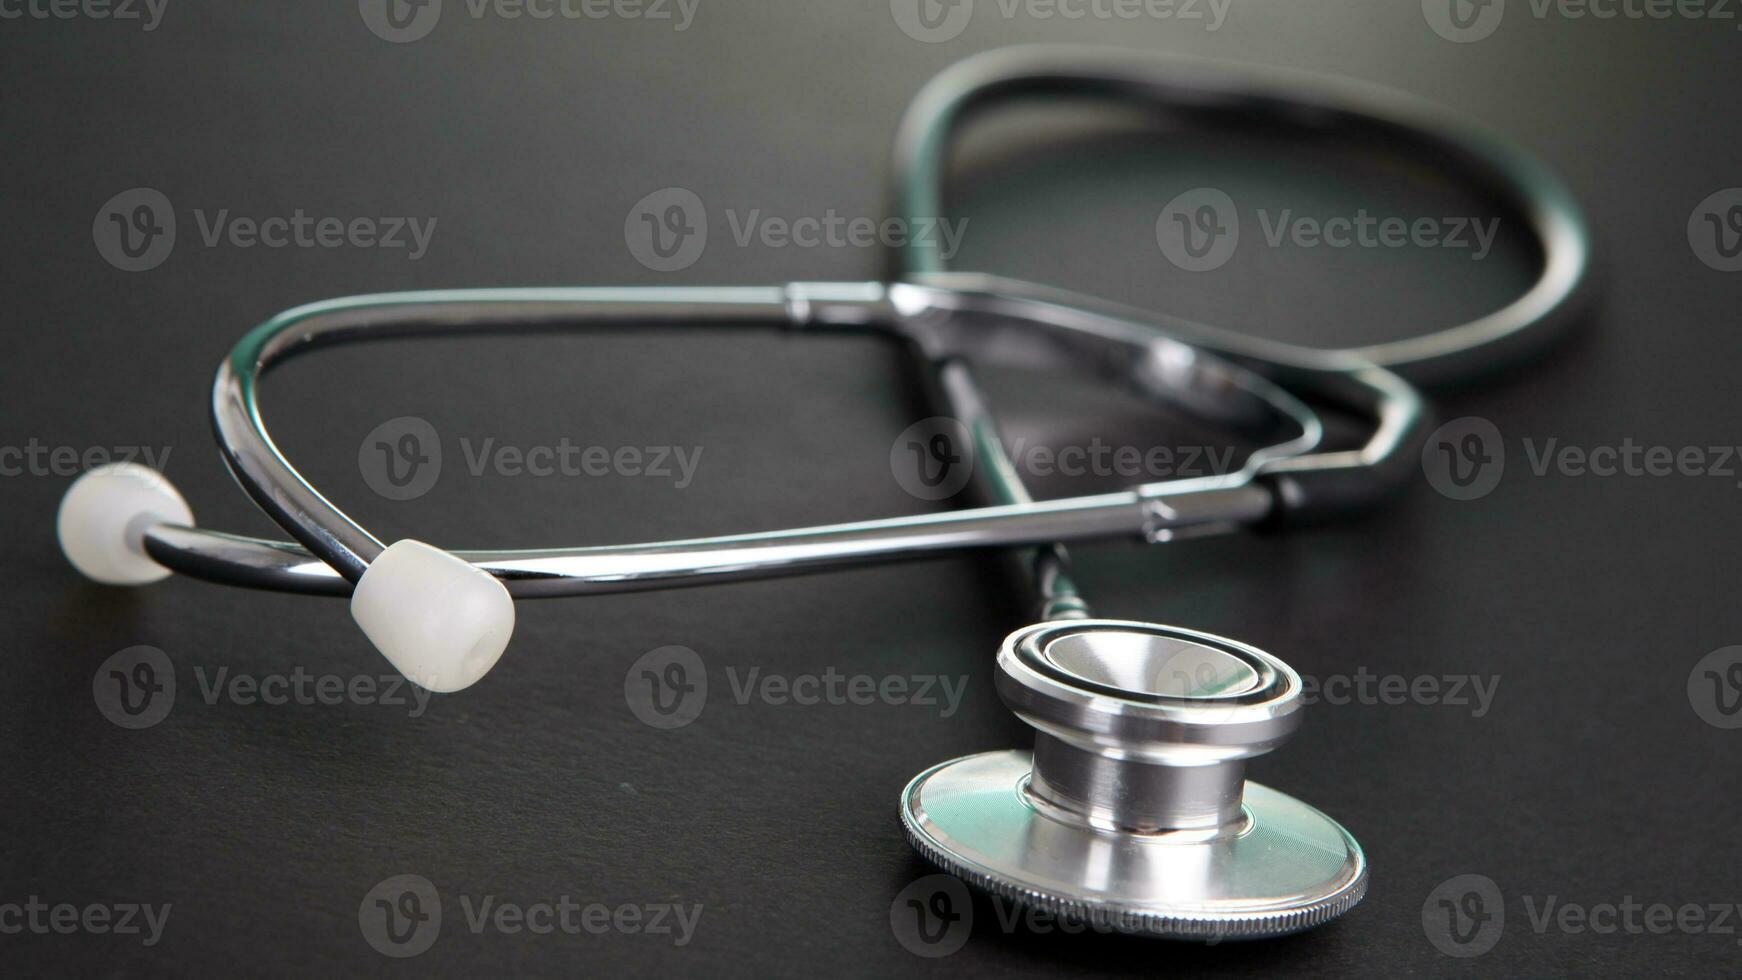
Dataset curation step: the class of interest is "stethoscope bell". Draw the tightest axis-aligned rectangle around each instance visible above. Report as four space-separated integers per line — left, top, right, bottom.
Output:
900 620 1366 940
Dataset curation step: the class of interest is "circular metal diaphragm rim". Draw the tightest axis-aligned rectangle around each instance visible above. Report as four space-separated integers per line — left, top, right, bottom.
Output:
1010 620 1291 709
996 620 1306 759
900 750 1367 941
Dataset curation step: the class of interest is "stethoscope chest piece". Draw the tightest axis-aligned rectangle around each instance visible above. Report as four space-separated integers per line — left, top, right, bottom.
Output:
900 621 1366 940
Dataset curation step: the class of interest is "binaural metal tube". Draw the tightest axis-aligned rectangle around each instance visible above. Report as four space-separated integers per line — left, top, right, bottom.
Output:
141 481 1273 598
204 279 1315 598
212 287 808 582
188 272 1410 602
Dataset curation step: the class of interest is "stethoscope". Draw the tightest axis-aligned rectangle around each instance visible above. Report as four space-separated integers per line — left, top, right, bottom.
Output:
56 47 1591 940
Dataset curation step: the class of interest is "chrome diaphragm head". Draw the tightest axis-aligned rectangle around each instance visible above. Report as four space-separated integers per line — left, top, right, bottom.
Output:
900 620 1366 941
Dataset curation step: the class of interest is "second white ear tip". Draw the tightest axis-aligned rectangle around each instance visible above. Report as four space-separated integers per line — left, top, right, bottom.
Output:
350 540 515 693
57 462 192 586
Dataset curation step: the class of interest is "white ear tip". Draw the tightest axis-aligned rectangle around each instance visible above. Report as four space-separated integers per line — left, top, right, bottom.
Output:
57 462 193 586
350 540 515 693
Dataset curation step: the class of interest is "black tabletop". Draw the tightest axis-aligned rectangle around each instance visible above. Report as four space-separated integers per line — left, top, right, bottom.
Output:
4 2 1740 976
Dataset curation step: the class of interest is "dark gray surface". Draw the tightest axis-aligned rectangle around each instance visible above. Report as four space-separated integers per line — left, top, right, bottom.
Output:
3 2 1740 975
